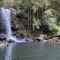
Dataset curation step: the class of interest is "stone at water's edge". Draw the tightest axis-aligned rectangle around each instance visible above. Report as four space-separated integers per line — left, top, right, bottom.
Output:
8 40 15 43
0 34 6 41
0 41 9 47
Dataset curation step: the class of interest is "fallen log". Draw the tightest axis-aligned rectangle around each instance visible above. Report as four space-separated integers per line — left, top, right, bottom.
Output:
45 35 60 40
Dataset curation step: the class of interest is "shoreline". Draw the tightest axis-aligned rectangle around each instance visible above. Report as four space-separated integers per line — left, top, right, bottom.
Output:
0 37 60 47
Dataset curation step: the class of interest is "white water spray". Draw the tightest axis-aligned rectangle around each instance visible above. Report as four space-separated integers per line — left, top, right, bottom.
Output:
1 8 13 40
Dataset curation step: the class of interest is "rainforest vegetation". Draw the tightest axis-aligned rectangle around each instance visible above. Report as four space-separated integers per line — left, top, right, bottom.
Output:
0 0 60 41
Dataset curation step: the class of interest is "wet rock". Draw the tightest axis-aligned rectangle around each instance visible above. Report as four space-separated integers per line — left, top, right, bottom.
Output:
0 38 6 41
26 38 33 42
33 39 41 42
8 40 15 43
52 37 59 42
33 34 45 42
12 32 16 36
16 33 25 39
0 34 6 41
11 26 19 31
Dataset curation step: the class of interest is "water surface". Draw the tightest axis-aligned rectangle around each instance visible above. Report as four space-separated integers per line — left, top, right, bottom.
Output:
0 42 60 60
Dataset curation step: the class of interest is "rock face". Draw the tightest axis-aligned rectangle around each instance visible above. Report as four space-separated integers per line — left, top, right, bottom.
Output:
11 26 19 31
8 40 14 43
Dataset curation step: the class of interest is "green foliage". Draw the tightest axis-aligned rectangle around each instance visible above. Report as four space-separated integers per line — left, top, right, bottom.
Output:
14 0 22 10
43 9 56 25
2 0 60 35
0 0 3 7
33 17 41 29
16 28 30 36
3 0 14 7
43 9 60 35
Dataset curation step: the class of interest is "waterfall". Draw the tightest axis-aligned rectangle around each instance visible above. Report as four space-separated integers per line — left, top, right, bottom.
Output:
0 8 33 60
0 8 33 42
1 8 13 40
1 8 26 42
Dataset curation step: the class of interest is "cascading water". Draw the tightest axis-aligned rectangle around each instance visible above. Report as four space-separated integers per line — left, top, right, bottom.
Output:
1 8 26 42
1 8 13 40
0 8 33 60
1 8 26 60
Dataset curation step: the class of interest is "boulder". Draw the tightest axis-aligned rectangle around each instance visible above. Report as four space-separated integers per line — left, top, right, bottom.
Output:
0 33 6 41
8 40 15 43
11 26 19 31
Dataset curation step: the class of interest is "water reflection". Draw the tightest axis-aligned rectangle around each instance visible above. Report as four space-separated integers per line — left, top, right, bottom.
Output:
0 42 60 60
